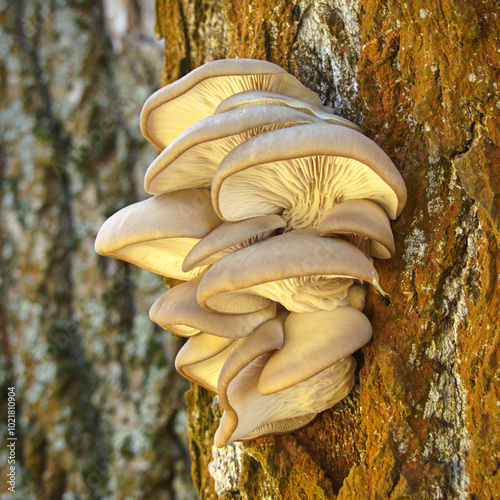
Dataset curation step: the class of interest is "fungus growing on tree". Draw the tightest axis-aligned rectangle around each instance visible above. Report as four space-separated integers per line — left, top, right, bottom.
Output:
196 231 384 314
211 123 407 230
95 58 407 449
215 89 362 131
140 58 321 149
144 105 322 195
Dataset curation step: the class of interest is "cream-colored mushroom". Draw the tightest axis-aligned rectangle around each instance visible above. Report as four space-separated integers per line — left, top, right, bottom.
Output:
94 189 221 280
144 105 323 195
215 316 356 446
182 215 285 272
258 306 372 395
149 275 277 338
141 58 321 149
175 334 236 393
197 231 385 314
215 90 362 132
212 123 407 230
318 199 395 259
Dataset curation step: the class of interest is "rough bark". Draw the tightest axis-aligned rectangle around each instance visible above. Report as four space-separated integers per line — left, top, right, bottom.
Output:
154 0 500 498
1 1 196 498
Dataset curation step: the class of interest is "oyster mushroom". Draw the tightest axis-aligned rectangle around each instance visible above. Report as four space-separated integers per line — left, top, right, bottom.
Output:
215 89 362 132
258 306 372 395
175 333 236 393
144 105 323 195
149 275 277 338
211 123 407 230
182 215 286 272
141 58 321 149
215 311 356 446
94 189 221 280
318 199 395 259
196 231 385 314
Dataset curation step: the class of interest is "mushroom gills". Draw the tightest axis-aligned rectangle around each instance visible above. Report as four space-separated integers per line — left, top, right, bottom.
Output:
217 155 400 230
203 275 352 314
116 237 205 281
145 116 319 195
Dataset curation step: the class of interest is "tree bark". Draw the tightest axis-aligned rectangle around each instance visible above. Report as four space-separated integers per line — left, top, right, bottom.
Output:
155 0 500 498
1 1 196 498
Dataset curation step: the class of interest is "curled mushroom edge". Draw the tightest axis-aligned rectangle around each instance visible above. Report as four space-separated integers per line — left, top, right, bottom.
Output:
94 58 407 449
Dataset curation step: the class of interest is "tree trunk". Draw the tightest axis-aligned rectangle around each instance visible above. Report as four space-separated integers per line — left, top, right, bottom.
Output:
1 1 196 498
155 0 500 498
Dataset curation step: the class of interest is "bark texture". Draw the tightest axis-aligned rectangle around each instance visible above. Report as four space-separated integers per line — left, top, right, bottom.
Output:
1 1 196 498
154 0 500 498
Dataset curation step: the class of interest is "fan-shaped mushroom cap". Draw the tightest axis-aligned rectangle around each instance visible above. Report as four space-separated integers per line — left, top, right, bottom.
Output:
175 334 235 393
144 105 323 195
94 189 222 280
318 199 395 259
347 283 369 311
212 123 407 230
258 306 372 395
141 58 322 149
182 215 286 272
197 231 384 314
149 275 277 338
215 90 362 132
215 349 356 447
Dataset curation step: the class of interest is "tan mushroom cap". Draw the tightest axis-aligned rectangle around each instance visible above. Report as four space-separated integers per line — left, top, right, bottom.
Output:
215 328 356 446
144 105 323 195
212 123 407 229
318 199 396 259
182 215 286 272
175 333 235 393
197 231 384 314
258 306 372 395
215 90 362 132
140 58 322 149
94 189 222 280
347 283 369 311
149 275 277 338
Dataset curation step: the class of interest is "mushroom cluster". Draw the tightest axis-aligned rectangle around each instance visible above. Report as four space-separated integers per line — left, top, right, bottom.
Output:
95 59 407 448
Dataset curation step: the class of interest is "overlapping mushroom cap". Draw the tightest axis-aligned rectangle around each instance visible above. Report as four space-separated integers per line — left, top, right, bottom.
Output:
141 58 322 149
197 231 384 314
215 311 358 446
94 189 222 280
212 123 407 230
215 89 362 132
182 215 286 272
149 275 277 338
144 105 323 195
318 199 396 259
95 58 407 449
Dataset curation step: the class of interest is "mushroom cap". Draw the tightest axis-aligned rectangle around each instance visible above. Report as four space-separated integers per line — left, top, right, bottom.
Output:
215 350 356 446
258 306 372 395
211 123 407 229
144 105 323 195
182 215 286 272
347 283 369 311
149 275 277 338
94 189 222 280
317 199 396 259
215 90 362 132
197 231 383 314
175 333 235 393
140 58 322 149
